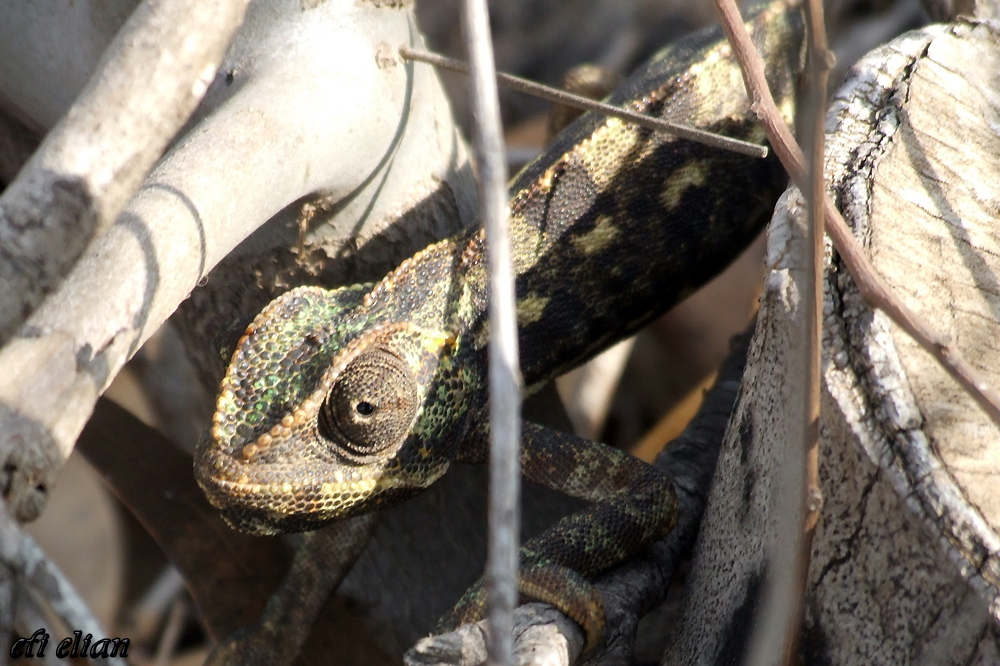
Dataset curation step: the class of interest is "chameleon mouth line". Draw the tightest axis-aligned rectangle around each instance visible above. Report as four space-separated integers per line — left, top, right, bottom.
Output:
204 468 400 498
204 476 379 512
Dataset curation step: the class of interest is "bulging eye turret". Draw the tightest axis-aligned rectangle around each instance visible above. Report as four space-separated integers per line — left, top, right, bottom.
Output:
318 347 419 459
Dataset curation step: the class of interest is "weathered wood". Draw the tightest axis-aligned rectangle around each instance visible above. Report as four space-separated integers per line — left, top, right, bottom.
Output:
665 20 1000 665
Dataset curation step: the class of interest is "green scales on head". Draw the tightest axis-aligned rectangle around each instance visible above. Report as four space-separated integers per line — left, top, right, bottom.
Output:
195 0 803 652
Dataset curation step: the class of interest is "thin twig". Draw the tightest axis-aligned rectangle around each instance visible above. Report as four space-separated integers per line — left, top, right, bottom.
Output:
786 0 832 663
459 3 523 666
0 504 126 666
803 0 830 540
153 597 187 666
712 0 1000 427
399 46 769 159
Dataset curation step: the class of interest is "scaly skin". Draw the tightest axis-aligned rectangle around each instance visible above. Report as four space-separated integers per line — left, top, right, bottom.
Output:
194 0 803 652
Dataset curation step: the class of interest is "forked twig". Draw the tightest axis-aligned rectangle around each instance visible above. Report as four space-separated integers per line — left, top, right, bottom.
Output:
712 0 1000 427
399 47 769 158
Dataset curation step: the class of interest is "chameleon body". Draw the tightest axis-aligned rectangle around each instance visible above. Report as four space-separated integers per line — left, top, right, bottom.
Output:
195 0 803 651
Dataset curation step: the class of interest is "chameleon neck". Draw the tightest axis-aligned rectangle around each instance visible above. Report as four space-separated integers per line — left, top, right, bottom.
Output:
456 1 798 389
366 0 801 391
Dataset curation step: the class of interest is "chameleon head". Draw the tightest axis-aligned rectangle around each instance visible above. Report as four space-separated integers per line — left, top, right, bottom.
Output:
193 286 459 535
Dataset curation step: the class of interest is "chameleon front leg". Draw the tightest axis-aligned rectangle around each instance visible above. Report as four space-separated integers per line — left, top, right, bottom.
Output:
439 421 678 652
204 513 380 666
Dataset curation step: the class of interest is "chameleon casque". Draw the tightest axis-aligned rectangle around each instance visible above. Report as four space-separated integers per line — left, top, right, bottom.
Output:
194 0 803 652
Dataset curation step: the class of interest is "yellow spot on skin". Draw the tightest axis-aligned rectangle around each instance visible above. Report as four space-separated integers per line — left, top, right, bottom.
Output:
421 331 455 354
572 215 619 255
377 477 401 491
659 161 709 211
517 294 550 325
539 168 556 191
578 118 640 189
691 45 744 120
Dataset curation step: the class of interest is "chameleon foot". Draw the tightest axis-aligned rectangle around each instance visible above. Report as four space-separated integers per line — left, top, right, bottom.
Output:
437 562 605 655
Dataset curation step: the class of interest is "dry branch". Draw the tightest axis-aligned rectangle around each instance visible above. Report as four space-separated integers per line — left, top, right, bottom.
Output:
460 1 523 664
712 1 1000 662
667 20 1000 665
0 0 251 343
783 0 832 661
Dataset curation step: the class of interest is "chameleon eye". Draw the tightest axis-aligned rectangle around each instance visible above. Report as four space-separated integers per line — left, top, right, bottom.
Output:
318 348 419 458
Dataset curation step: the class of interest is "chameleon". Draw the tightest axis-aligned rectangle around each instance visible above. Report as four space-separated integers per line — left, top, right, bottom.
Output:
194 0 803 653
